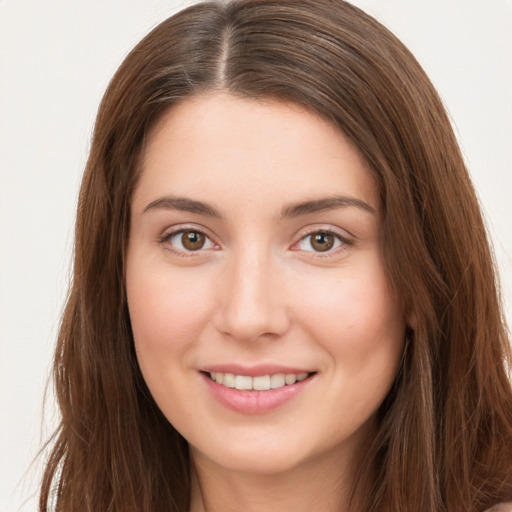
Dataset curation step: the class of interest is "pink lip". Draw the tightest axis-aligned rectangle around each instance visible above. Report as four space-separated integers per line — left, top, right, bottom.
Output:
201 364 312 377
200 370 315 415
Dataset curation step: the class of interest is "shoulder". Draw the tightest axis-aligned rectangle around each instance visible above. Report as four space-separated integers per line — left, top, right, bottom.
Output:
485 503 512 512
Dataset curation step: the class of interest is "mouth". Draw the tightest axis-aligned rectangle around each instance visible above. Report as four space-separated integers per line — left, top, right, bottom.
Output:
205 371 314 391
201 368 316 414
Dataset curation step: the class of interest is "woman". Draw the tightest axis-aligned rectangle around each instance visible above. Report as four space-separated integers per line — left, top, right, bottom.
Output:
40 1 512 511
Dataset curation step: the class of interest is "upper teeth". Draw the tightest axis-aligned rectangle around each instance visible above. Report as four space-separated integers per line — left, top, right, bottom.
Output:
210 372 309 391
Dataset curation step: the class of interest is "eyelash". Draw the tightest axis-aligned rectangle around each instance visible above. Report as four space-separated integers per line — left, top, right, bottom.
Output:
158 226 352 258
158 227 218 258
292 228 352 256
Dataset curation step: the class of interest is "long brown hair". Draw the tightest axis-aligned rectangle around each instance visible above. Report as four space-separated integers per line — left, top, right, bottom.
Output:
40 1 512 510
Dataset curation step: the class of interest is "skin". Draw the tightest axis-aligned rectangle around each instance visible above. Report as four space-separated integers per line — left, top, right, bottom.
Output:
126 92 407 512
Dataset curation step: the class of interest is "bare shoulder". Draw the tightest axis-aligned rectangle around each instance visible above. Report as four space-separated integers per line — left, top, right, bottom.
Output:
485 503 512 512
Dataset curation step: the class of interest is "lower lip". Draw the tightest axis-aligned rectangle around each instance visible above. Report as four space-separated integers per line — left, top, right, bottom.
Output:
202 373 314 414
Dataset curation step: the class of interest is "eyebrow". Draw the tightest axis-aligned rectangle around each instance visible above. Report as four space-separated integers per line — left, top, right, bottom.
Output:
280 195 377 218
142 196 223 218
141 194 377 219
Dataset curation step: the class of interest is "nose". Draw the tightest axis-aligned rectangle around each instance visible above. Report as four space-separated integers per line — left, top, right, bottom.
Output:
214 248 290 343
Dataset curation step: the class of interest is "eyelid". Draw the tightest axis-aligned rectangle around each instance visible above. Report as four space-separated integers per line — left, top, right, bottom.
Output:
158 223 220 256
290 225 353 254
157 223 353 257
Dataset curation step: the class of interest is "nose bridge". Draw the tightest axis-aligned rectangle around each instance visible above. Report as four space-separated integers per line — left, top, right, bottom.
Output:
216 243 288 342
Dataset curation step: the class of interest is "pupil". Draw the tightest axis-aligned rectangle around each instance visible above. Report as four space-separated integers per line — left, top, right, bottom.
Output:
182 230 205 250
312 232 334 252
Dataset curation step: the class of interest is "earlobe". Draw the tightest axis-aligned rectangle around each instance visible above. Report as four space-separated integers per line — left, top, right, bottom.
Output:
404 304 417 332
407 311 417 331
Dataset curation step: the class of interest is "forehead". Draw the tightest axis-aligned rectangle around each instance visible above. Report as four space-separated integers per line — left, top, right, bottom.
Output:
134 92 378 215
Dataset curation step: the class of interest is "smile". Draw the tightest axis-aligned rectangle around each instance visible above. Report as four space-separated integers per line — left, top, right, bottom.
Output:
209 372 310 391
203 370 316 414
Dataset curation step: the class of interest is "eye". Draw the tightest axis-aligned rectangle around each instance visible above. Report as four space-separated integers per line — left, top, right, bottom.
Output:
164 229 216 252
296 231 344 253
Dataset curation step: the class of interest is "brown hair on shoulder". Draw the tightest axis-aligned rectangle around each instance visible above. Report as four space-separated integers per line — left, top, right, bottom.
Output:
40 1 512 511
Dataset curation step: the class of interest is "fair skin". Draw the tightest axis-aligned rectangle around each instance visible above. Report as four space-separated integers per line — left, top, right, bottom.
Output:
126 92 407 512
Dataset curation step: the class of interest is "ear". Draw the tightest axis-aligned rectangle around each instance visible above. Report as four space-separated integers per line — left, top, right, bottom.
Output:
406 309 417 331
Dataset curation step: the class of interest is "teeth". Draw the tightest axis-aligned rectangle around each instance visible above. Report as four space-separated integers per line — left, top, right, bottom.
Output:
285 374 297 385
209 371 310 390
223 373 235 388
235 375 252 390
270 373 285 388
253 375 271 391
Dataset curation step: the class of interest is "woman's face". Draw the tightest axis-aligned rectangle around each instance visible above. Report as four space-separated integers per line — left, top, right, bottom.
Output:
126 92 406 476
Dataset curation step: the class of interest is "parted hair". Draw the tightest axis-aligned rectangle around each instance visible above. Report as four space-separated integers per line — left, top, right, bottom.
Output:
40 1 512 511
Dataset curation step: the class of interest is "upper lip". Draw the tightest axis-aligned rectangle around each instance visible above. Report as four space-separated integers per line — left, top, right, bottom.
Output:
201 364 314 377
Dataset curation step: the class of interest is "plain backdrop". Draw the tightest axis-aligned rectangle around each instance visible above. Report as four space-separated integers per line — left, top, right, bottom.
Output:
1 1 511 510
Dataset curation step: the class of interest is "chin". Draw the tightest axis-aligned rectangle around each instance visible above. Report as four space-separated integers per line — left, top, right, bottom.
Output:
194 446 311 476
189 427 351 478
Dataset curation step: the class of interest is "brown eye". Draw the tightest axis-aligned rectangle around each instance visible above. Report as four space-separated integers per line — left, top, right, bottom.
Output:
310 232 335 252
164 229 215 253
296 230 343 253
181 230 206 251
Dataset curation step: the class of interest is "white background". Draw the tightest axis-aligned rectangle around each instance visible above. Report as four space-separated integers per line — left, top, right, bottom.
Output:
1 1 511 510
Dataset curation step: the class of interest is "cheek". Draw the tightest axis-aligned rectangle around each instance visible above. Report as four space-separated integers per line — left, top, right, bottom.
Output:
126 261 214 360
125 260 218 423
293 258 405 370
